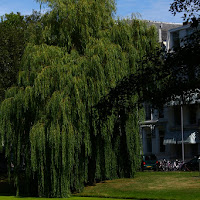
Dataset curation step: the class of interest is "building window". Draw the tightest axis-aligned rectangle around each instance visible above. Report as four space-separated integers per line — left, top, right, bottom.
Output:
146 133 152 153
159 107 164 118
159 130 165 153
186 28 193 37
184 27 194 46
189 105 196 125
172 31 180 49
174 106 181 126
145 105 151 120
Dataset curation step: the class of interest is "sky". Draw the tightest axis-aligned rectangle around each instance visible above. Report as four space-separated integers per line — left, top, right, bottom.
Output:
0 0 183 23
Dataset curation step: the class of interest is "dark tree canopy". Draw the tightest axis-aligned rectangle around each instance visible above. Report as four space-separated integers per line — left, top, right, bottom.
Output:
170 0 200 23
101 27 200 110
0 0 158 197
0 13 26 100
102 0 200 110
0 11 42 101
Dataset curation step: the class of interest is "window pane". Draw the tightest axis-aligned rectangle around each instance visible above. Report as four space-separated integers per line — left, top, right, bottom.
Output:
145 105 151 120
147 134 152 153
189 105 196 124
174 106 181 125
172 31 180 49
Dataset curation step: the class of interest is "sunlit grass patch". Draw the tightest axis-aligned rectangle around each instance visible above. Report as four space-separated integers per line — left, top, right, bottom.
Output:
76 171 200 200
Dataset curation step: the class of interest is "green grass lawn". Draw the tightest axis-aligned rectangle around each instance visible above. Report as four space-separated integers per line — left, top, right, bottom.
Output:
1 171 200 200
77 171 200 200
0 197 122 200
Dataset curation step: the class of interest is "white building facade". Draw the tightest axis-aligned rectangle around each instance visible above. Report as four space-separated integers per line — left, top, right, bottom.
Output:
141 23 200 160
141 104 200 160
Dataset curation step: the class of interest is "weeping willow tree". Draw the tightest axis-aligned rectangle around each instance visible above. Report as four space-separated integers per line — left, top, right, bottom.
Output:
0 0 158 197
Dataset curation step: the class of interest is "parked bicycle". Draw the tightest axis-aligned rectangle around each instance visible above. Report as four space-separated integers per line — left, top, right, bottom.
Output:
157 159 185 171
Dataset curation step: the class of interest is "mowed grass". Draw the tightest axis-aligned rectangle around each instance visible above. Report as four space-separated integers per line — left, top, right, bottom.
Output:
0 197 122 200
1 171 200 200
76 171 200 200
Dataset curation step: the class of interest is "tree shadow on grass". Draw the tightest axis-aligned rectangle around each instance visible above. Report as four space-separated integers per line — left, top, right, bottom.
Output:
0 181 15 196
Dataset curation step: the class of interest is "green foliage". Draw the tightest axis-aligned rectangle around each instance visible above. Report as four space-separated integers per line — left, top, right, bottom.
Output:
0 13 26 101
170 0 200 23
0 11 43 102
0 0 158 197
